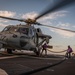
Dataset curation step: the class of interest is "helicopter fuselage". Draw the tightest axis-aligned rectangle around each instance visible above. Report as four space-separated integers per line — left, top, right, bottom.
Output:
0 24 52 54
0 25 36 50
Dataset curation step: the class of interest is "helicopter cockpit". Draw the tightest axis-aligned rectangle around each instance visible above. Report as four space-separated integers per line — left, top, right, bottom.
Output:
18 27 29 35
2 25 29 35
2 26 18 32
2 26 11 32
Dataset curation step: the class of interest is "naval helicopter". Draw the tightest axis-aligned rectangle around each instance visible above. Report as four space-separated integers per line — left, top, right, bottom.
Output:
0 18 52 55
0 0 75 55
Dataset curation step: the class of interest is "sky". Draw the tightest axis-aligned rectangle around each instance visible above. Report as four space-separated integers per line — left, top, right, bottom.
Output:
0 0 75 54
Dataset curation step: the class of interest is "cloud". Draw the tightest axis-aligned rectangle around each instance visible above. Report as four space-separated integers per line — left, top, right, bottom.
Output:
21 11 68 29
0 19 8 23
22 11 38 19
57 22 70 27
0 11 16 17
22 10 67 21
72 26 75 28
0 23 7 27
50 23 75 38
38 10 68 21
0 11 16 27
54 29 75 38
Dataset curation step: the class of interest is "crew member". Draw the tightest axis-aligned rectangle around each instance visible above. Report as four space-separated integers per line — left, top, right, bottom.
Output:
41 43 48 56
66 45 73 58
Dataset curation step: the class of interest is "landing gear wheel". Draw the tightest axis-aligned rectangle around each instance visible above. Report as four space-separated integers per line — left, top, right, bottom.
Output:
7 49 13 54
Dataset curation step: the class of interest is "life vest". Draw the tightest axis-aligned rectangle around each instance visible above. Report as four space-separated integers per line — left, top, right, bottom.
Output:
42 44 47 50
68 48 73 53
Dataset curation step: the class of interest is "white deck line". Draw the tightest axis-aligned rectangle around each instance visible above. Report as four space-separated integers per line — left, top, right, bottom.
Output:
0 55 20 60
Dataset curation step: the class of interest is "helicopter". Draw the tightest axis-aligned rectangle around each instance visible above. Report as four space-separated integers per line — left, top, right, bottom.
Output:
0 0 75 56
0 22 52 55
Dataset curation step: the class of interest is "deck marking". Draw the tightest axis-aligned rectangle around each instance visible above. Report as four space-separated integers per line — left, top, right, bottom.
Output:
0 55 20 60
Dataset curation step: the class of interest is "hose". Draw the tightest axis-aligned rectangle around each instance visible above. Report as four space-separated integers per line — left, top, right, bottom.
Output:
47 49 67 53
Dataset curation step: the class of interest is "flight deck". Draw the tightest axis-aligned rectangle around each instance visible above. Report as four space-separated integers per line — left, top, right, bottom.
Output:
0 51 75 75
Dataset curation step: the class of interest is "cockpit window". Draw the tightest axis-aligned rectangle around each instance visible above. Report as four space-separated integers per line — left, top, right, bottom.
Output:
2 26 18 32
10 27 17 31
2 27 11 32
18 28 29 35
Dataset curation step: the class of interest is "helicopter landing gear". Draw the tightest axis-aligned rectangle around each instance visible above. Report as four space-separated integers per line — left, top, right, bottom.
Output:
7 49 13 54
33 47 41 56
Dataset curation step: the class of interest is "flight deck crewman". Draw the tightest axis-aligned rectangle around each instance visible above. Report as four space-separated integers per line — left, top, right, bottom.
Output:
66 45 73 58
41 43 48 56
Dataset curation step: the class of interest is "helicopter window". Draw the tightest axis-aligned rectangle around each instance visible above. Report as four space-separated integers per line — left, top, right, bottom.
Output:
28 28 35 38
2 27 11 31
18 28 29 35
30 29 32 35
37 28 41 32
29 28 35 37
9 27 18 31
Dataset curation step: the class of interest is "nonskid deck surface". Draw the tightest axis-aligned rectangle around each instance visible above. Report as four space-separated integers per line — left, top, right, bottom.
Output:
0 51 75 75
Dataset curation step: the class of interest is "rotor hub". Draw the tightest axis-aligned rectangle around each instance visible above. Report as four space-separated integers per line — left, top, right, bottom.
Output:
25 18 36 24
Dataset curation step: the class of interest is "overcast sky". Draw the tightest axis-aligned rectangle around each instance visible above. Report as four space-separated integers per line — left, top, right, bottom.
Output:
0 0 75 54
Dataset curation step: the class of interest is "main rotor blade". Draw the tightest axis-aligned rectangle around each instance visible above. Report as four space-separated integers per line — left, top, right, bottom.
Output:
36 23 75 33
0 16 25 22
35 0 75 20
